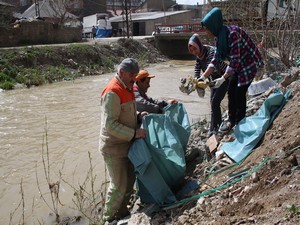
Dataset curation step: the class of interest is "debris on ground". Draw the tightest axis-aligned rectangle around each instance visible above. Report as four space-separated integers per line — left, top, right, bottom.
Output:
128 68 300 225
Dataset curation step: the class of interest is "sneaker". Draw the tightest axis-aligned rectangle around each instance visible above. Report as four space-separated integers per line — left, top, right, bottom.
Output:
207 130 217 138
104 220 118 225
219 122 233 133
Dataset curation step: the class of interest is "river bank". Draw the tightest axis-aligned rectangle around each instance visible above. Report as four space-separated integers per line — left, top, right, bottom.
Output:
0 37 166 90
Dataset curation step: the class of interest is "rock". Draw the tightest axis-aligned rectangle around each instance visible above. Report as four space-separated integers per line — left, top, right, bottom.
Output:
287 155 299 166
280 168 292 176
127 213 151 225
251 172 260 183
177 215 189 225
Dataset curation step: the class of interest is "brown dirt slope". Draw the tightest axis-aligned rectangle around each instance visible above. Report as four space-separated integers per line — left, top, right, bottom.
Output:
149 81 300 225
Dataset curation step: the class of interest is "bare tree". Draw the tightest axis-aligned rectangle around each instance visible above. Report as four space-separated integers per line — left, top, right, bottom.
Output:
210 0 300 72
0 2 15 28
264 0 300 69
46 0 79 25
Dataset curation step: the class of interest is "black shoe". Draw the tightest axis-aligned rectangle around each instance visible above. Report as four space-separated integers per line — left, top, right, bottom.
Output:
104 220 118 225
219 122 233 134
207 130 217 138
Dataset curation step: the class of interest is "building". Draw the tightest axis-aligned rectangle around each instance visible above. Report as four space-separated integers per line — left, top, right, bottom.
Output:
109 10 194 36
21 0 79 26
107 0 176 14
137 0 176 12
206 0 300 21
7 0 107 19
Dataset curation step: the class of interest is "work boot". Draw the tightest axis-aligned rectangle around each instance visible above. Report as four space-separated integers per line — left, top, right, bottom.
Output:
207 130 217 138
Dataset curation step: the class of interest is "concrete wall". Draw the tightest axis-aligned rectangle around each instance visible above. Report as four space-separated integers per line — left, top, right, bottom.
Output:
145 0 175 11
0 21 82 47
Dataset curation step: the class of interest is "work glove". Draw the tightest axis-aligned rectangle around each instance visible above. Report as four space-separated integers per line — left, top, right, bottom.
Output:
193 75 205 83
212 76 225 89
168 99 177 104
199 74 206 81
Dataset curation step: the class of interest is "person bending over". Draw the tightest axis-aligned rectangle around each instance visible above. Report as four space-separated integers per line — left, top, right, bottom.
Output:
188 33 228 137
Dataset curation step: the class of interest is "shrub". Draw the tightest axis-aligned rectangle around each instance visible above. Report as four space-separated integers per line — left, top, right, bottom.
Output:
0 81 15 90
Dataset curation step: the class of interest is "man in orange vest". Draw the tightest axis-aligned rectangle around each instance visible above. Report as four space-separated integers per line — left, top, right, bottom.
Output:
99 58 147 223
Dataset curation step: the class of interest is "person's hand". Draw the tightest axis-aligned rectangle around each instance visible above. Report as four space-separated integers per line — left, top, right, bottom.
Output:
212 76 225 89
135 128 147 139
140 111 148 118
168 99 177 104
199 74 206 81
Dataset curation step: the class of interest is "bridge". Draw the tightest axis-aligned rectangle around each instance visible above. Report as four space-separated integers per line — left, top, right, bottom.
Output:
152 23 205 59
154 33 202 59
153 21 300 59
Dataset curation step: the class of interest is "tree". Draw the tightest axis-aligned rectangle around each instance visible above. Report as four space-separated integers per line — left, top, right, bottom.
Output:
264 0 300 69
210 0 300 71
0 2 15 28
47 0 79 25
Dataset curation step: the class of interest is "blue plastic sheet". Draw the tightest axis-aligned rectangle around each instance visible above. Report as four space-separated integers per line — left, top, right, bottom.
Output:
129 139 176 205
164 102 191 150
96 28 112 38
128 102 191 205
222 90 291 162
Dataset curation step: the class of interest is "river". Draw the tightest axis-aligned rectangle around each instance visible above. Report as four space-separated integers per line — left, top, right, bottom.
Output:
0 60 211 224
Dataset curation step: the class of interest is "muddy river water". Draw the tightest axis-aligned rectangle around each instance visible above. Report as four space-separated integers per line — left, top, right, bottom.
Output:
0 60 211 224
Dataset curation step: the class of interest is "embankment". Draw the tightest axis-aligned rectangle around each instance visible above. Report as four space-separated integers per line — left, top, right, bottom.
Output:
0 38 167 90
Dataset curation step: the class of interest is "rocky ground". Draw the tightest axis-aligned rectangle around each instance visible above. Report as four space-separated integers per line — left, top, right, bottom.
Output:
126 68 300 225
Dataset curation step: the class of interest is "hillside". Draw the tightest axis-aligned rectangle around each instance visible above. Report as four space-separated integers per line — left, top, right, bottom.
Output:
116 70 300 225
136 78 300 225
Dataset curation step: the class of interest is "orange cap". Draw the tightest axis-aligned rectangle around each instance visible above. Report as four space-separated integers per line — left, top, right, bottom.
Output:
135 70 155 81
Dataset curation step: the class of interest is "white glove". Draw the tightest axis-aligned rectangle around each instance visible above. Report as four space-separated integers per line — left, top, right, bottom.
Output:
199 74 206 81
212 76 225 89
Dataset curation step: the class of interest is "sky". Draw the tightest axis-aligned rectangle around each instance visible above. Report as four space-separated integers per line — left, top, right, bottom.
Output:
176 0 205 5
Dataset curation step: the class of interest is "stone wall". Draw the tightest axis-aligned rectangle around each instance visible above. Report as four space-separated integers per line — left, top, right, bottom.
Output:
0 21 82 47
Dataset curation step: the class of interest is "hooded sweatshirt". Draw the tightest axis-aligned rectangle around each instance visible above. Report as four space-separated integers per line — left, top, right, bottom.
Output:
188 33 227 80
202 7 263 86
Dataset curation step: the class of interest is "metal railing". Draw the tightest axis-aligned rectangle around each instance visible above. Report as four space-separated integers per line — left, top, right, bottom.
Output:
155 23 203 34
154 17 300 35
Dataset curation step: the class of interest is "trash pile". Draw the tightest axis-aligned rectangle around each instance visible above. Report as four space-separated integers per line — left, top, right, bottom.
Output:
179 75 215 98
186 66 300 167
122 67 300 225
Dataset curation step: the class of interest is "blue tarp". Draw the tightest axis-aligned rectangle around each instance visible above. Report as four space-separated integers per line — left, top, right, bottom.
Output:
128 102 191 205
96 28 112 38
222 90 291 162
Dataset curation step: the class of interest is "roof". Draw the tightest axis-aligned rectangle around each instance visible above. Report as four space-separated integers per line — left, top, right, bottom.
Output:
21 0 77 19
109 10 190 22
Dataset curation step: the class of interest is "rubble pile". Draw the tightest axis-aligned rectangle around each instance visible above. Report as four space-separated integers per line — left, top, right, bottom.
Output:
128 68 300 225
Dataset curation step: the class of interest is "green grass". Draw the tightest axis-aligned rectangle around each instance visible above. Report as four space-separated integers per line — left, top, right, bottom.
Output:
0 39 165 90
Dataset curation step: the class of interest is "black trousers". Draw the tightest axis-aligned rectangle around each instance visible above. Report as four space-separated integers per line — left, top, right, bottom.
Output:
227 75 252 126
210 79 229 131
